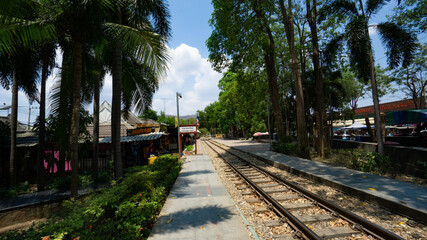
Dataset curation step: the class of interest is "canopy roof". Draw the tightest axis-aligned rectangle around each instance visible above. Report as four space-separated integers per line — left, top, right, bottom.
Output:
343 122 367 129
386 109 427 125
100 132 165 143
253 132 269 137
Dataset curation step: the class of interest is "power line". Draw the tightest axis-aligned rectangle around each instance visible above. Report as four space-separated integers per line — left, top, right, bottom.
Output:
158 98 171 113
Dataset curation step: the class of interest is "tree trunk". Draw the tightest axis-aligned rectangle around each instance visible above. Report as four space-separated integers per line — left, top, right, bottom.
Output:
365 117 374 142
70 40 83 197
367 47 384 154
281 58 291 136
298 33 310 130
112 41 123 179
264 26 285 141
252 2 285 142
306 0 327 157
279 0 310 159
92 73 100 181
59 150 65 176
9 70 18 187
37 50 48 191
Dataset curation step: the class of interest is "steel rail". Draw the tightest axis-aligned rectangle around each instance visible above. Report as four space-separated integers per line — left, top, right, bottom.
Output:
204 140 321 240
207 139 405 240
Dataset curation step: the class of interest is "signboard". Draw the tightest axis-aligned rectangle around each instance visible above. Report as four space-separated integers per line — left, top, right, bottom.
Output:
130 127 152 135
180 126 197 133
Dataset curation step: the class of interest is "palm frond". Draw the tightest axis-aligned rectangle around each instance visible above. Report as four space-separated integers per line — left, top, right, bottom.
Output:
345 16 371 82
318 0 358 23
15 49 40 103
121 55 158 115
104 22 169 78
0 0 39 19
366 0 390 17
0 20 56 55
128 0 171 39
377 22 417 68
323 33 345 68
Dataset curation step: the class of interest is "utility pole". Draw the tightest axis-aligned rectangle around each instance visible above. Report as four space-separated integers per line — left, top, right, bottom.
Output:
176 92 182 159
160 98 170 113
266 99 272 150
28 106 31 130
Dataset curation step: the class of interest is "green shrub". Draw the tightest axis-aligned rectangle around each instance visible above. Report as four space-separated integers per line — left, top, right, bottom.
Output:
280 135 295 143
1 154 182 240
184 145 194 151
0 182 31 199
334 149 393 175
47 174 95 190
272 142 298 156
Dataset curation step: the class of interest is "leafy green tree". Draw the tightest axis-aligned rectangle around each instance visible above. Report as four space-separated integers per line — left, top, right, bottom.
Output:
389 0 426 34
140 109 158 121
157 111 175 126
207 0 285 141
278 0 310 158
392 43 427 109
338 67 365 117
319 0 417 155
306 0 328 157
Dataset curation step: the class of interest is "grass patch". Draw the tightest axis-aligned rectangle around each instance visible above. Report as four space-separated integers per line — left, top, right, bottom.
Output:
0 154 182 240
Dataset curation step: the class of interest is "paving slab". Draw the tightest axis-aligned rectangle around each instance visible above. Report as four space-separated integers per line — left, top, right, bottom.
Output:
148 154 252 240
214 138 427 223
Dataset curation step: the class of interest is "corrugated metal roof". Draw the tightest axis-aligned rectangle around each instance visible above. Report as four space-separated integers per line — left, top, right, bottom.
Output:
16 131 39 147
100 132 165 143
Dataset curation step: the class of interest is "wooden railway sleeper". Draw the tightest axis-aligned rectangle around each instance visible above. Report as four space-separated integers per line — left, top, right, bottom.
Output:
352 223 362 231
206 139 405 240
332 211 340 218
292 230 304 240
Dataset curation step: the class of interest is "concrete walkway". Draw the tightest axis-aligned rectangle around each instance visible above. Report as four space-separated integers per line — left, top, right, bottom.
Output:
148 154 252 240
214 138 427 223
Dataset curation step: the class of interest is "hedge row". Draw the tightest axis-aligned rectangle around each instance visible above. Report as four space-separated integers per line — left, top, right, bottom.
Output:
1 154 182 240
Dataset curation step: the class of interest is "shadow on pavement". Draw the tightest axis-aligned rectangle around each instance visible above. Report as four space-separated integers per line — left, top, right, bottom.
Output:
178 170 213 177
153 205 234 233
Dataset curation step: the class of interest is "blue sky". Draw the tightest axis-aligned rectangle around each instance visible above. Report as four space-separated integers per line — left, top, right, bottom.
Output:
0 0 422 125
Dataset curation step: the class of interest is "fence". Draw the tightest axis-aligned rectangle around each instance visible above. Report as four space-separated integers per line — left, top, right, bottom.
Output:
78 156 111 174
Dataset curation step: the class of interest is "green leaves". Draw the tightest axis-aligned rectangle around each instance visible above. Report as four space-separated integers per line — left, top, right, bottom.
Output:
0 155 181 240
318 0 358 23
366 0 390 17
377 22 417 68
105 23 169 74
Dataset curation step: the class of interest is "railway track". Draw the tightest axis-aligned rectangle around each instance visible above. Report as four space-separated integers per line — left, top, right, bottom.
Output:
203 139 404 240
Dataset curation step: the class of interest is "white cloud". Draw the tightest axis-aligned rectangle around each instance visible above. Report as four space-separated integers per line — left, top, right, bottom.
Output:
152 43 222 116
0 44 222 122
369 24 378 35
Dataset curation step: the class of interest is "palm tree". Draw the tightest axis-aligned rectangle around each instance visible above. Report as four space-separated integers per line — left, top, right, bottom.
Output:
0 50 40 187
0 0 55 187
319 0 417 154
107 0 170 178
92 47 107 181
48 0 114 197
36 43 56 191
